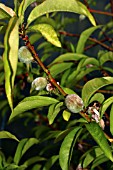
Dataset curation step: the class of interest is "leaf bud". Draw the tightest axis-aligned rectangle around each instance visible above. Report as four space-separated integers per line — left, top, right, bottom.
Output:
18 46 33 63
32 77 47 91
65 94 84 113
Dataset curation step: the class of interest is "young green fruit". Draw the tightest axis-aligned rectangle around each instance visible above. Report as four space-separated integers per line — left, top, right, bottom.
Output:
65 94 84 113
18 46 33 63
32 77 47 90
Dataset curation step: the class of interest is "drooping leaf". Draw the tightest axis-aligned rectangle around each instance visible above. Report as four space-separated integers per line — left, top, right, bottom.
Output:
101 96 113 117
9 96 59 121
89 93 105 104
3 16 19 110
14 138 28 165
51 53 88 64
110 104 113 135
27 0 96 26
27 24 61 47
21 138 39 157
23 156 46 167
76 26 101 53
86 122 113 162
21 0 37 15
59 127 82 170
98 51 113 65
49 63 73 77
42 155 59 170
82 147 103 168
82 77 113 107
48 102 63 124
0 3 16 17
0 131 19 142
91 154 109 170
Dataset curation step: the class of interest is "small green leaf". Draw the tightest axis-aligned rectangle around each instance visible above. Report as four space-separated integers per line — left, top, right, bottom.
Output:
98 51 113 65
101 96 113 117
76 26 101 53
28 24 61 47
63 110 71 121
110 104 113 135
0 131 19 142
89 93 105 104
9 96 59 121
82 77 113 107
0 3 16 17
27 0 96 26
48 102 63 124
86 122 113 162
42 155 59 170
59 127 82 170
22 138 39 157
14 138 28 165
23 156 46 167
22 0 37 15
50 63 73 77
3 17 19 110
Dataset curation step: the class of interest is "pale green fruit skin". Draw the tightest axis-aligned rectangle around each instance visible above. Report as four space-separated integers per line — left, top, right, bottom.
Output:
18 46 33 63
65 94 84 113
32 77 47 90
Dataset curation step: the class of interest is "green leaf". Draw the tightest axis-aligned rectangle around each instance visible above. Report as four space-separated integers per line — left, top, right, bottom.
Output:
49 63 73 77
91 154 109 170
28 24 61 47
14 138 28 165
48 102 63 124
22 0 36 15
27 0 96 26
101 96 113 117
21 138 39 157
23 156 46 167
110 104 113 135
42 155 59 170
0 131 19 142
82 77 113 107
3 17 19 110
62 110 71 121
0 3 16 17
9 96 59 121
59 127 82 170
85 122 113 162
98 51 113 65
51 53 88 64
76 26 101 53
89 93 105 104
82 147 103 168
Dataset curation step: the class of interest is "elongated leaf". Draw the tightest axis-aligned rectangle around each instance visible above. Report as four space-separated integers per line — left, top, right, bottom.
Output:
91 154 109 170
9 96 59 121
98 51 113 65
23 156 46 167
27 0 96 26
101 96 113 117
14 138 28 165
3 17 19 110
81 57 99 67
0 131 19 142
48 102 63 124
43 155 59 170
82 77 113 107
28 24 61 47
51 53 88 64
59 127 82 170
110 104 113 135
82 147 103 168
50 63 73 77
86 122 113 162
22 0 36 15
0 3 16 17
76 26 101 53
89 93 105 104
22 138 39 157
